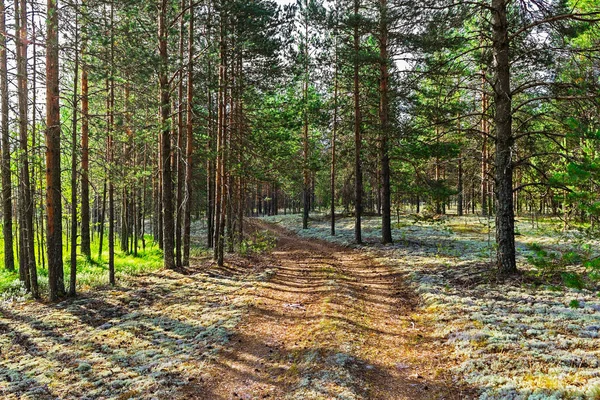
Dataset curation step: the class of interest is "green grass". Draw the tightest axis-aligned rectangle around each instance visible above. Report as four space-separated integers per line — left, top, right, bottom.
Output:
0 234 164 299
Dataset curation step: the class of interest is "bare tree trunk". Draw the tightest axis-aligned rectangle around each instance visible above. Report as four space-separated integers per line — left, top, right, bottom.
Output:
183 0 194 266
16 0 38 296
353 0 362 244
0 0 14 272
159 0 175 269
69 4 80 296
214 11 226 266
46 0 65 301
492 0 517 275
457 154 464 216
174 0 186 268
80 0 91 258
302 7 309 230
481 73 489 216
379 0 392 244
330 28 338 236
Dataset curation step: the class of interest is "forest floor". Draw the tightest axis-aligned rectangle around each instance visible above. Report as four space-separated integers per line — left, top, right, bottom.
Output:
1 219 472 400
261 213 600 399
3 215 600 399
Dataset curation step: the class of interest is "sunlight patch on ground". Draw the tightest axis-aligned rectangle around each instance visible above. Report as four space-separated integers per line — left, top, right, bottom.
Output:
0 261 263 399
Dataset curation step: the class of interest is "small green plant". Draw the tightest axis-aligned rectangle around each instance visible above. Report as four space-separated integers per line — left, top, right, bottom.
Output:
562 272 584 289
569 299 580 309
239 230 276 256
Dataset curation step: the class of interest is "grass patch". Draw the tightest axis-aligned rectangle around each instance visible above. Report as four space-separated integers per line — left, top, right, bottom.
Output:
0 234 164 299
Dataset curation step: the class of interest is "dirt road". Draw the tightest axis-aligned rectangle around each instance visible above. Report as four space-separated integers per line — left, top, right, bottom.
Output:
190 220 471 399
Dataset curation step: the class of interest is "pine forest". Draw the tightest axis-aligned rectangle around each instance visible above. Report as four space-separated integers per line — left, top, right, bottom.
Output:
1 0 600 398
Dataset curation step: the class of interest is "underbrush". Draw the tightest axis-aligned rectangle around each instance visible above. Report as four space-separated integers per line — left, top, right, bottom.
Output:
239 230 276 256
0 235 164 300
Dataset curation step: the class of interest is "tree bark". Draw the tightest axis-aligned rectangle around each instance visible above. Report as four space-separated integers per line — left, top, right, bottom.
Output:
46 0 65 301
159 0 175 269
80 0 91 258
492 0 517 275
379 0 392 244
302 7 309 230
175 0 185 269
183 0 194 266
0 0 14 273
69 4 80 296
353 0 362 244
330 20 338 236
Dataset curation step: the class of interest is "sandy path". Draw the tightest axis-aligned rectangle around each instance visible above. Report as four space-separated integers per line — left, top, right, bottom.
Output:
187 220 473 399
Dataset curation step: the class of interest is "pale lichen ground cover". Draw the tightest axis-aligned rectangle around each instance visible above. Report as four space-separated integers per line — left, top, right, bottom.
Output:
262 213 600 400
0 259 271 400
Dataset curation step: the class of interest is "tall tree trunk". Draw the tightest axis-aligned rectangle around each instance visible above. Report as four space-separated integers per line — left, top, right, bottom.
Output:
80 0 91 258
302 8 309 230
175 1 185 269
379 0 392 244
69 5 80 296
46 0 65 301
457 154 464 216
214 10 226 266
330 34 338 236
159 0 175 269
16 0 38 297
182 0 194 266
481 74 489 216
0 0 14 272
108 2 116 284
492 0 517 275
353 0 362 244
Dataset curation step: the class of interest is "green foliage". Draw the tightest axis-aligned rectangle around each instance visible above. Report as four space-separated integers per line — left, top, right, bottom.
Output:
526 242 600 289
239 230 277 256
569 299 581 309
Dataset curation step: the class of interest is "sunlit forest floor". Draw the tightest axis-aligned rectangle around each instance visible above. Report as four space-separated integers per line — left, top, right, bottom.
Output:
1 214 600 399
263 213 600 399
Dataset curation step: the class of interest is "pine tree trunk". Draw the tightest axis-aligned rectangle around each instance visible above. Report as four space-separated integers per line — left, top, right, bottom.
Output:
492 0 517 275
379 0 392 244
46 0 65 301
183 0 194 266
302 10 309 230
457 155 464 216
0 0 14 272
353 0 362 244
175 2 185 268
159 0 175 269
69 5 80 296
80 0 91 258
214 12 226 266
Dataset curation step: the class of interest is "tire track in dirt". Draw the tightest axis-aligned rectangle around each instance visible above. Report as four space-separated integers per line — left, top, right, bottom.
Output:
184 220 474 399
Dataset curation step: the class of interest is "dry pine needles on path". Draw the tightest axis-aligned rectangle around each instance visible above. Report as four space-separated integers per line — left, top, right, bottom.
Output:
188 220 474 399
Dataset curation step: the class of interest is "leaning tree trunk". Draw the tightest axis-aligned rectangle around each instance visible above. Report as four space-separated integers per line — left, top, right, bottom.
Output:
0 0 14 272
46 0 65 301
492 0 517 275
